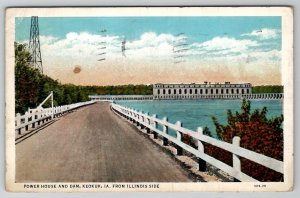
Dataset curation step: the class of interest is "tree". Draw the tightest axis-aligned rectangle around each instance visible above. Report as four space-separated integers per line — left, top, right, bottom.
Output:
203 99 284 181
252 85 283 93
14 42 154 114
15 42 42 113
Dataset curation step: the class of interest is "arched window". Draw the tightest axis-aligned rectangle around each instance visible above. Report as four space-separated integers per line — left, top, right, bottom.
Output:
158 89 160 95
163 89 165 94
211 89 213 94
216 89 219 94
205 89 208 94
242 89 244 94
179 89 182 94
190 89 192 94
195 89 198 94
247 89 250 94
200 89 203 94
231 89 234 94
168 89 171 94
236 89 239 94
174 89 176 94
221 89 223 94
184 89 187 94
226 89 229 94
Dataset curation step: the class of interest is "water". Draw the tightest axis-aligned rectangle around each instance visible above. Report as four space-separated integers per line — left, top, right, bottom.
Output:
116 99 283 137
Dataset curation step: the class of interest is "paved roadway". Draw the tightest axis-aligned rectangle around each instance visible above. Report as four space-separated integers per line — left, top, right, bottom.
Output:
16 102 192 182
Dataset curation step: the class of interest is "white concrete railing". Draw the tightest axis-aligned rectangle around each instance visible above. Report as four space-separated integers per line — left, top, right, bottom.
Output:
15 100 96 134
111 103 283 182
89 95 153 101
154 93 284 100
89 93 283 101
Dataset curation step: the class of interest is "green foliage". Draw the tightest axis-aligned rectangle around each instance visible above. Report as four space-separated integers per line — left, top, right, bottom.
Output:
252 85 283 93
204 99 284 181
15 42 153 114
15 43 41 113
86 84 153 95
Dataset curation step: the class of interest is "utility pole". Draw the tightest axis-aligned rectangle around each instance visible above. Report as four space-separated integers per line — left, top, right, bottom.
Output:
29 16 43 73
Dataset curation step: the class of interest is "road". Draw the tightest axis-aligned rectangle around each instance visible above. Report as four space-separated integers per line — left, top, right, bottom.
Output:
16 102 192 182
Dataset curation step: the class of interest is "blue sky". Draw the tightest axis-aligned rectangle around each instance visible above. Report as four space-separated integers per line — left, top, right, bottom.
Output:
15 17 282 86
16 16 281 45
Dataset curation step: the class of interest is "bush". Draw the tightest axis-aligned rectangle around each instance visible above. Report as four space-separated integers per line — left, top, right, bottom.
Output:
203 99 284 181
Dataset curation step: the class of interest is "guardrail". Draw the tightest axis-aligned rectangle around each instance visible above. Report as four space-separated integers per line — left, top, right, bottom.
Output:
89 93 283 101
154 93 284 100
111 103 283 182
15 101 96 135
89 95 154 101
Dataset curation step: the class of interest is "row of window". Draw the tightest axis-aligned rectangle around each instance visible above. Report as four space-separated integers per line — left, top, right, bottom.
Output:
155 93 283 99
155 95 247 99
156 88 250 95
155 84 251 88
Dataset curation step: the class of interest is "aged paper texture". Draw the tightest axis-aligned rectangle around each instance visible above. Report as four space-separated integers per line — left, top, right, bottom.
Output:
5 7 293 192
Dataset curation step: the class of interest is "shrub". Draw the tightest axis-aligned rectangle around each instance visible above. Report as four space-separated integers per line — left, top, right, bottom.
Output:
203 99 283 181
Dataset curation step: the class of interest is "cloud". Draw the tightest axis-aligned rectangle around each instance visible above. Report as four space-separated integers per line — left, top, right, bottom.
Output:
37 32 280 66
33 31 281 85
40 35 59 44
190 36 259 56
39 32 180 64
125 32 176 59
128 32 175 49
241 28 281 40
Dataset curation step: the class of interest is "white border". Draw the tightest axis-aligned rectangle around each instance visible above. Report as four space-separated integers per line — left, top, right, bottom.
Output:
5 7 294 192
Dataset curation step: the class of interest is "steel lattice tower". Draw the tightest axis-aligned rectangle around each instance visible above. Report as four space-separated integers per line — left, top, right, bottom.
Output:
29 16 43 73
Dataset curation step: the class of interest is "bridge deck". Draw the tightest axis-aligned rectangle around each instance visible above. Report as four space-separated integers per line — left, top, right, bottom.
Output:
16 102 192 182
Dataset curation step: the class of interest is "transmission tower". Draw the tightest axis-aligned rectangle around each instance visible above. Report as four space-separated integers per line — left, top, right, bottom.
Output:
28 16 43 73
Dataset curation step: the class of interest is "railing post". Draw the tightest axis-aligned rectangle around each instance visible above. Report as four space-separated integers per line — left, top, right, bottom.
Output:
32 114 35 128
162 117 168 146
51 91 54 119
152 114 158 139
16 113 21 134
145 112 150 133
197 127 206 172
132 109 136 124
24 112 29 131
140 111 145 129
130 108 134 122
136 110 140 127
176 121 183 156
233 136 241 182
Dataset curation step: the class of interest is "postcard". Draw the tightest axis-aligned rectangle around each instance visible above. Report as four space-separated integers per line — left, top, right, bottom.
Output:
5 7 293 192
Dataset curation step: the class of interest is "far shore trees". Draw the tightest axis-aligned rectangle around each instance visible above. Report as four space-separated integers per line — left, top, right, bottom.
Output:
15 42 152 114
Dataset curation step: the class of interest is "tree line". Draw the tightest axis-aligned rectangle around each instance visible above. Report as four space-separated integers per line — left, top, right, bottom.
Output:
15 42 152 114
252 85 283 93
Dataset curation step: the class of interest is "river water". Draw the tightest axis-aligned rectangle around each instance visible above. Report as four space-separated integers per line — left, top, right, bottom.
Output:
116 99 283 137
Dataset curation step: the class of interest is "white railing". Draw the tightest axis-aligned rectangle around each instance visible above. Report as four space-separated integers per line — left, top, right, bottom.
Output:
89 95 153 101
154 93 284 100
111 103 283 182
15 100 96 134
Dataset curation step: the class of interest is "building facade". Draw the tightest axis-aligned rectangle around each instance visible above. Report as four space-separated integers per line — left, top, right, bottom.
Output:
153 82 252 100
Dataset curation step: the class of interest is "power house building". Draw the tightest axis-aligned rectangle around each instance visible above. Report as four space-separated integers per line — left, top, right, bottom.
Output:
153 82 252 100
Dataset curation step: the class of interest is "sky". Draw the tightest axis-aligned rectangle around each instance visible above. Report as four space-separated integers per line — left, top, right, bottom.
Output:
15 17 282 86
